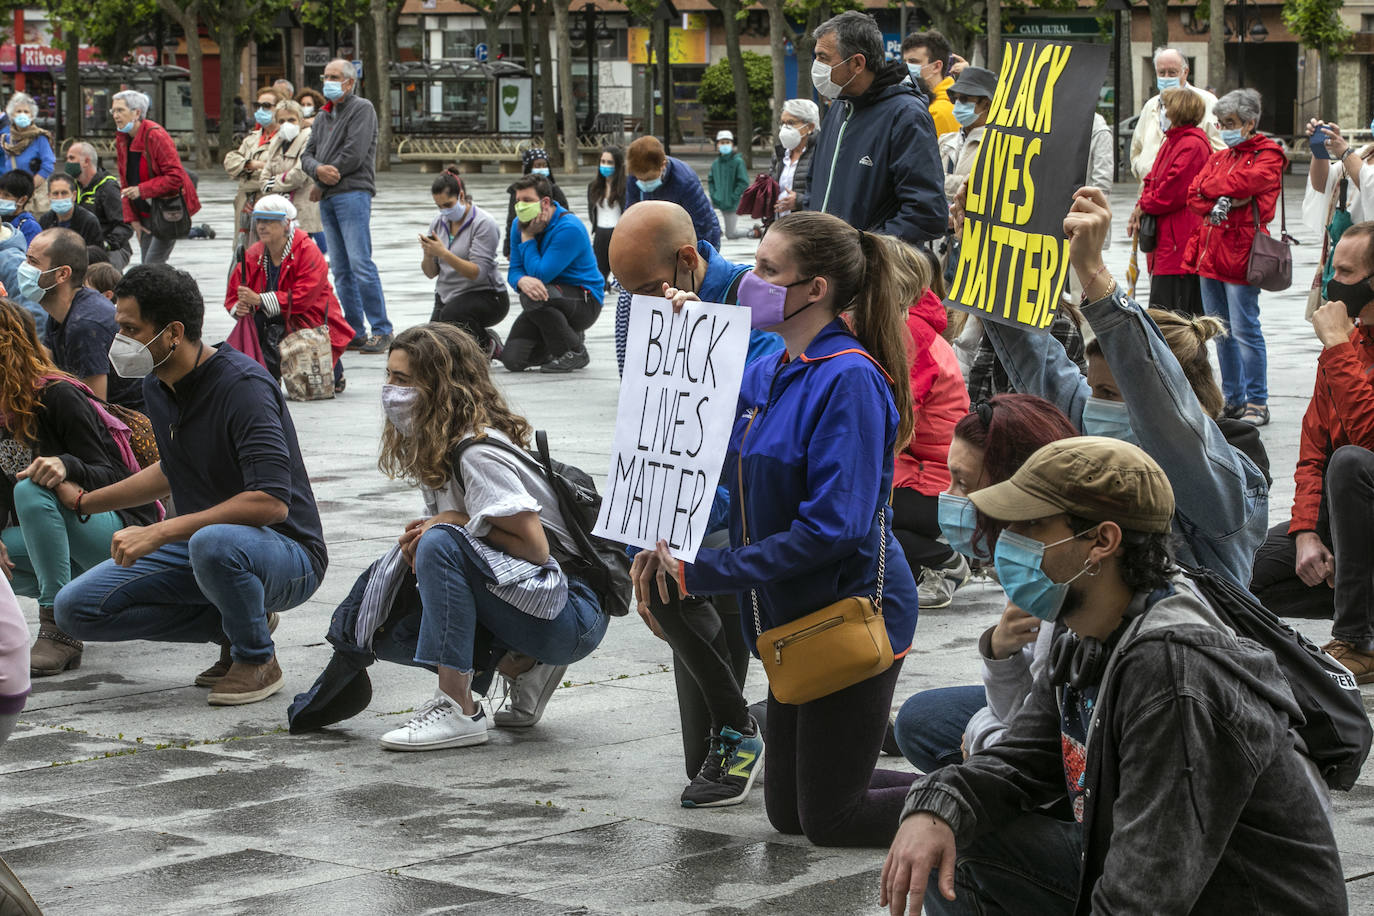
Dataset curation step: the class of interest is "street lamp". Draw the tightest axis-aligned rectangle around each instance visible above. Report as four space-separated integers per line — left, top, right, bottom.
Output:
572 3 608 131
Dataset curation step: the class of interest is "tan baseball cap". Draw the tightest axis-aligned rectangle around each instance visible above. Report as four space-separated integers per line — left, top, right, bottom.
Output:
968 436 1175 534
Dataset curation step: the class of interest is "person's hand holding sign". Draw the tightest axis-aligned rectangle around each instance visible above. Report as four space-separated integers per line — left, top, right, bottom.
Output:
631 538 682 613
1063 187 1116 303
662 282 701 314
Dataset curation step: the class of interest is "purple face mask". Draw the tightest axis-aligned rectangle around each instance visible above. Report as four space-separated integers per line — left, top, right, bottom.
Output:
737 270 816 330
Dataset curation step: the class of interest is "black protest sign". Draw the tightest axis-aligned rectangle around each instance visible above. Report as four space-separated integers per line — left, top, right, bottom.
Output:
947 40 1111 331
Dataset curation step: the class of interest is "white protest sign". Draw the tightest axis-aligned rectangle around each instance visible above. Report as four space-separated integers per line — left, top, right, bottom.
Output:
593 294 750 562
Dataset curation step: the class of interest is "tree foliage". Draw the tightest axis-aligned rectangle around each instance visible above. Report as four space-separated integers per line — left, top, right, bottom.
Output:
1282 0 1351 52
699 50 772 125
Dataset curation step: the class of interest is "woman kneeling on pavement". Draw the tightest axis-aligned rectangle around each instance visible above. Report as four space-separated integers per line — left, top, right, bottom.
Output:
632 212 921 847
376 323 609 750
0 300 158 676
420 167 508 358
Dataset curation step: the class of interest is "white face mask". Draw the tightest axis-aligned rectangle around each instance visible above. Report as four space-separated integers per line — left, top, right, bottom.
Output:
381 384 420 436
278 121 301 142
812 55 856 100
108 326 173 379
779 125 803 151
301 104 315 117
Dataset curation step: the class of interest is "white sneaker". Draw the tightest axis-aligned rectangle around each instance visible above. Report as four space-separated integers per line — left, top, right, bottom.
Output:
918 553 971 610
379 691 489 751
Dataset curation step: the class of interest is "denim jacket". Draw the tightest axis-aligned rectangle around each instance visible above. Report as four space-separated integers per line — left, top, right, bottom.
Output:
982 288 1268 586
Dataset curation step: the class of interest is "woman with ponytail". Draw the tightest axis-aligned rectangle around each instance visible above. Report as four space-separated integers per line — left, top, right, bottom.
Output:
420 167 508 358
631 211 921 847
980 186 1270 587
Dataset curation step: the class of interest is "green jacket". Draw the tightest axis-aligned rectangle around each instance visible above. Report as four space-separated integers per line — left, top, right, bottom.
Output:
708 151 750 211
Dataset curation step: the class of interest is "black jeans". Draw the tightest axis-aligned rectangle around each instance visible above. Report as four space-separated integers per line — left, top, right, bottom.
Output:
765 659 915 847
431 288 510 351
593 227 614 287
891 486 956 571
1149 273 1204 318
1250 444 1374 650
501 284 600 370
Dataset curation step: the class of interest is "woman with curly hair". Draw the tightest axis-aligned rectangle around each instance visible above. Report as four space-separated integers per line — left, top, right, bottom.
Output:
375 323 608 751
0 300 157 676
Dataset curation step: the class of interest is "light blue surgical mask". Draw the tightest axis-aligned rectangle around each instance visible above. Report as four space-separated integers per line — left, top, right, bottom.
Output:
718 144 733 156
117 120 137 134
322 79 345 101
599 164 615 178
952 101 978 127
1160 114 1172 133
11 114 30 130
0 200 16 217
1080 397 1138 446
1156 76 1180 92
938 492 987 560
16 261 57 301
530 167 550 177
636 176 663 193
993 528 1098 622
50 198 73 217
254 108 274 127
1221 128 1245 148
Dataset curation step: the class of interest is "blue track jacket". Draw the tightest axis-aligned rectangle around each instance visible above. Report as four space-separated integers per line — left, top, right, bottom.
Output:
684 319 920 656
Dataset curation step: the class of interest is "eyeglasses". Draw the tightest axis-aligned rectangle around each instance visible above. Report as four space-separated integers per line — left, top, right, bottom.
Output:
256 102 276 111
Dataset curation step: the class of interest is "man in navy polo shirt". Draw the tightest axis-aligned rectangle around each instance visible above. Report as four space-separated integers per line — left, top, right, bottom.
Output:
54 264 327 705
29 227 143 409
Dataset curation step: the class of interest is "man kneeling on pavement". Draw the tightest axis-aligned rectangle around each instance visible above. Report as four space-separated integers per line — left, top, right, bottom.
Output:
53 264 328 705
880 437 1344 916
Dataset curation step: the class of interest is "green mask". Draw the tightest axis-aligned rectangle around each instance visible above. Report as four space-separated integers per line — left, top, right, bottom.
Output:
514 200 542 224
63 161 82 179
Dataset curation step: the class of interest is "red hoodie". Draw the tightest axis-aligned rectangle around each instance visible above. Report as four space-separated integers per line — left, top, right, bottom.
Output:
1291 326 1374 533
895 290 969 495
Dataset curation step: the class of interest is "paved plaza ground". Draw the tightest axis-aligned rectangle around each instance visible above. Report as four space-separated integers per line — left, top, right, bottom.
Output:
0 160 1370 914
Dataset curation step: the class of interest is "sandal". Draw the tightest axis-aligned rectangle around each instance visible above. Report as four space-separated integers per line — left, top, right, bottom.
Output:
1240 404 1269 427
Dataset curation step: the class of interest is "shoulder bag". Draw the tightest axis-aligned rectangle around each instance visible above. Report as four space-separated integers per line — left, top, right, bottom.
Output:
738 410 893 705
1245 161 1294 292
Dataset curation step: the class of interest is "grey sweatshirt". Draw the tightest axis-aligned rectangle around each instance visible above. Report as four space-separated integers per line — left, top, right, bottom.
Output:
301 92 377 199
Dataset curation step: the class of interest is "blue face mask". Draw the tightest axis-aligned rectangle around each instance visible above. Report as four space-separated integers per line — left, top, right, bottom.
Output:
1080 397 1138 445
952 101 978 127
937 492 987 560
530 167 550 177
11 114 30 130
1156 76 1180 92
438 203 465 223
993 528 1097 622
254 108 274 127
0 200 16 217
16 261 57 301
1221 128 1245 148
117 120 137 134
718 144 733 156
637 176 663 193
50 198 73 216
322 79 345 101
599 164 615 178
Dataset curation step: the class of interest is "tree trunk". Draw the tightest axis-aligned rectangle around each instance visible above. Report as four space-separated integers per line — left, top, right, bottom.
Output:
216 19 240 166
763 0 787 129
63 23 80 142
535 0 558 153
986 0 1001 75
553 0 578 172
519 0 534 68
370 0 392 170
1208 0 1225 91
1148 0 1168 53
157 0 211 170
1319 50 1338 118
795 3 827 101
713 0 753 170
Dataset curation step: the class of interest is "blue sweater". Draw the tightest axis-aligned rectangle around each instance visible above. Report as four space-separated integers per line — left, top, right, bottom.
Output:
685 319 919 655
507 203 605 305
624 157 720 251
0 128 54 179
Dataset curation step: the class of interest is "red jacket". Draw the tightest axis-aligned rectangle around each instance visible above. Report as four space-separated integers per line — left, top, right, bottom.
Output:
224 229 355 362
1138 125 1210 276
115 119 201 224
1182 134 1286 285
1291 327 1374 533
894 289 969 495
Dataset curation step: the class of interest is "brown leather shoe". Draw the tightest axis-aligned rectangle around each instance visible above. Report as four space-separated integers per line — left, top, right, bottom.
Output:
195 613 279 687
1322 639 1374 685
207 655 285 706
30 605 82 677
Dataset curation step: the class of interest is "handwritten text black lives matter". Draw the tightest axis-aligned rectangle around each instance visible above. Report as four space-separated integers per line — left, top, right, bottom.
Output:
948 40 1110 331
594 296 748 562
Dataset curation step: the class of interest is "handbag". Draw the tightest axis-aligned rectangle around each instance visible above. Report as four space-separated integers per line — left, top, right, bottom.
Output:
278 325 334 401
147 192 191 241
1136 213 1159 254
737 411 894 705
1245 167 1294 292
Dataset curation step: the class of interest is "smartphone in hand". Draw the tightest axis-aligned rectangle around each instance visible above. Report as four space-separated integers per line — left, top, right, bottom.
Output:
1310 126 1332 160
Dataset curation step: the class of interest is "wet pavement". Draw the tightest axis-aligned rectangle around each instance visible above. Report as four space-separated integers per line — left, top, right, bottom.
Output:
2 162 1371 914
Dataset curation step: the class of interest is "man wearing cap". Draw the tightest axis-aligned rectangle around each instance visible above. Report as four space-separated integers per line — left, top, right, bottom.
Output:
937 67 995 200
880 436 1343 916
708 130 750 242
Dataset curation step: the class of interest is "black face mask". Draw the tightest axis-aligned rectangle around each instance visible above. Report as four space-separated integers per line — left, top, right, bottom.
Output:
1327 273 1374 318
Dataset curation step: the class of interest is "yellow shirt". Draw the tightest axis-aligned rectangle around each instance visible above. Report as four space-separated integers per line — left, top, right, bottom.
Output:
927 76 959 137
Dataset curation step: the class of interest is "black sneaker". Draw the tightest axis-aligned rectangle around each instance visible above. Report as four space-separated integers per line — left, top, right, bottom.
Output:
346 335 368 351
1222 403 1245 420
540 347 590 373
680 720 764 808
485 329 504 361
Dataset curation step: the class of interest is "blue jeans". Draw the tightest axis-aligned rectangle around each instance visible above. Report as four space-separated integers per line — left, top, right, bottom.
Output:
894 685 988 773
310 231 328 256
319 190 390 337
1199 277 1266 406
53 524 319 664
924 813 1082 916
412 528 607 674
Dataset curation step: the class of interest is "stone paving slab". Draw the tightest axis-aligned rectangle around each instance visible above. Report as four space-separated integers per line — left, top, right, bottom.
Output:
0 164 1369 913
